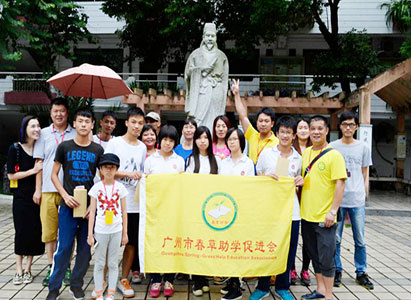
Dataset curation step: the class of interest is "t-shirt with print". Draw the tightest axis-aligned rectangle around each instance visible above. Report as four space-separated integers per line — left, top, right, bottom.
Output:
256 145 302 221
219 155 255 176
144 151 185 174
330 139 372 208
54 140 104 207
301 145 347 222
105 136 147 213
88 180 128 234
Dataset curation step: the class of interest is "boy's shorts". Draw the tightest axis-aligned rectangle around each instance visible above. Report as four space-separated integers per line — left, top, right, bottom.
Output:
127 213 139 248
40 192 60 243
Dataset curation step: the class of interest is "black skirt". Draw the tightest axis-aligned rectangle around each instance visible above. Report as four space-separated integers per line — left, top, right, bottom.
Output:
13 198 45 256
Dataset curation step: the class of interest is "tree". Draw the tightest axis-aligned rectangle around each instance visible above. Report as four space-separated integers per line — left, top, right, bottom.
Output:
102 0 314 71
381 0 411 58
0 0 93 73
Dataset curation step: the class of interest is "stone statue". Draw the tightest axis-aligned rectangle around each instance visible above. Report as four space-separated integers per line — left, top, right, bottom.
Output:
184 23 229 131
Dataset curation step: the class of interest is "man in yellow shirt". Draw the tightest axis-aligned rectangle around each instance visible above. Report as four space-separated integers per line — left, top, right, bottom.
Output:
231 79 279 164
301 115 347 300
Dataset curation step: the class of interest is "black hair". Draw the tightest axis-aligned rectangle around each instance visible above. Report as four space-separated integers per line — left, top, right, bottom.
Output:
293 118 312 155
20 115 38 143
50 97 69 111
158 125 179 149
256 107 275 121
212 115 231 144
183 118 198 129
225 127 246 153
188 126 218 174
127 107 145 120
275 115 297 134
310 115 329 128
102 110 117 121
139 124 158 141
339 111 358 125
75 108 94 121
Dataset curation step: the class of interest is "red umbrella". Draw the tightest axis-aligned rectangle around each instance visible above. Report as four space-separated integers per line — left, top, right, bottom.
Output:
47 63 132 99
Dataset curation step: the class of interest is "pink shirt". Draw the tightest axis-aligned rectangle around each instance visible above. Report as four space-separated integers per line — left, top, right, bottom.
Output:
213 144 231 160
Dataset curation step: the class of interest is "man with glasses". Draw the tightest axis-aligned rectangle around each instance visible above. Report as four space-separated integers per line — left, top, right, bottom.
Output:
330 111 374 290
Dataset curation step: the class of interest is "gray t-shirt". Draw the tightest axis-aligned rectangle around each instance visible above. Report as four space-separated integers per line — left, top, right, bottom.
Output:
330 139 372 207
33 124 76 193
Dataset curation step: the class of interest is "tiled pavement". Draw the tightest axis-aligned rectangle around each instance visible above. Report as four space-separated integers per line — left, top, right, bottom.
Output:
0 191 410 299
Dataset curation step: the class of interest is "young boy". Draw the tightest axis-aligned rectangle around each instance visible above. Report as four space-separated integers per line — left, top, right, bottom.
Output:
105 107 147 298
93 110 117 150
47 109 104 300
252 116 304 300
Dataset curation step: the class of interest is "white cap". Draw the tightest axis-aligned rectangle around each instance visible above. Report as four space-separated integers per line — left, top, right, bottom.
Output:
146 111 161 122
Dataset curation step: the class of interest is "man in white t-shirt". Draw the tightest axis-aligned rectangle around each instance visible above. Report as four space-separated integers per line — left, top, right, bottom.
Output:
93 111 117 150
105 107 146 298
252 116 304 300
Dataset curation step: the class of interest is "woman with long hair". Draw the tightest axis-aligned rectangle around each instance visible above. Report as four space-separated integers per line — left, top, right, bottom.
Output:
7 116 44 285
212 115 231 160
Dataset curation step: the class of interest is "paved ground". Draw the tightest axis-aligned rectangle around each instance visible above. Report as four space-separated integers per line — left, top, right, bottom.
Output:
0 191 410 300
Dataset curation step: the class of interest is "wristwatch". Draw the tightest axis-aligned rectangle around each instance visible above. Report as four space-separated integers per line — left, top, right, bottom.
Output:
330 209 337 216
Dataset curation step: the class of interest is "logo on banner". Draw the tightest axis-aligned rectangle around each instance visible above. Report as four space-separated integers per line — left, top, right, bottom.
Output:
202 192 237 231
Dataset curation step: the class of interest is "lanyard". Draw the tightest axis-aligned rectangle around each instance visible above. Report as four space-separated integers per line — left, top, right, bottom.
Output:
102 180 115 203
257 137 270 159
52 125 65 146
98 134 102 145
305 146 331 177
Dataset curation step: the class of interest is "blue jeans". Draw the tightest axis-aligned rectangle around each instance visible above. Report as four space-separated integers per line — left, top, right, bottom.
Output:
256 220 300 291
335 206 367 274
49 206 91 291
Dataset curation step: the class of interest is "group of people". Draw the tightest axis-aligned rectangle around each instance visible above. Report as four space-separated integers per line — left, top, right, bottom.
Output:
6 79 374 300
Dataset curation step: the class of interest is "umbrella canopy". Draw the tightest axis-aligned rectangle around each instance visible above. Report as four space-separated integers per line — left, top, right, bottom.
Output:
47 63 132 99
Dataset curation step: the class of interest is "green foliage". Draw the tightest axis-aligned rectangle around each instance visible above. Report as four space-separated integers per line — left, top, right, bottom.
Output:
311 29 381 92
1 0 93 73
381 0 411 58
102 0 314 71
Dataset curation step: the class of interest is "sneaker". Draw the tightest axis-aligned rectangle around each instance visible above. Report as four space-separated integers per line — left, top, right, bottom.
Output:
46 289 59 300
69 286 85 300
214 276 229 285
301 290 325 299
91 281 107 299
23 271 33 284
118 279 135 298
275 289 293 300
63 268 71 286
164 281 174 297
13 273 23 285
43 267 51 287
220 278 233 295
334 270 342 287
105 288 116 300
131 271 143 284
193 280 203 296
222 285 242 300
300 270 311 286
150 282 162 298
356 273 374 290
201 277 210 292
290 270 297 285
249 288 269 300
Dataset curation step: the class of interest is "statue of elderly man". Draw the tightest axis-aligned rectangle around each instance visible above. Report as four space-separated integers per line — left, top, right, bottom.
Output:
184 23 229 131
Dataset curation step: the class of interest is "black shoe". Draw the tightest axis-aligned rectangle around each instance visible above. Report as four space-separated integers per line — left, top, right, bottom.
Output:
69 286 85 300
334 270 342 287
220 278 234 295
356 273 374 290
222 285 242 300
46 289 59 300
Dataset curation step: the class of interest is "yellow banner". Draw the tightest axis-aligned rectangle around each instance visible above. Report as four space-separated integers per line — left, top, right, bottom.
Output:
139 173 295 277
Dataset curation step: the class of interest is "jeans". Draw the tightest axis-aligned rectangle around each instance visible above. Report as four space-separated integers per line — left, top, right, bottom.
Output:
257 220 300 291
49 206 91 292
335 206 367 274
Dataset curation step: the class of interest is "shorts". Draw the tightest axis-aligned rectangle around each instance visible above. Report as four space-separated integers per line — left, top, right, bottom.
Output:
301 219 336 278
127 213 139 248
40 192 61 243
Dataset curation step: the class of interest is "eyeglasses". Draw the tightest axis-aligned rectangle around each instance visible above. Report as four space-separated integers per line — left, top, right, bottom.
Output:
341 123 357 129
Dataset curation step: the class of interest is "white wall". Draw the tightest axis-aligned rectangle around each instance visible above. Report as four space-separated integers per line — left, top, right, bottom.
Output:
77 2 125 34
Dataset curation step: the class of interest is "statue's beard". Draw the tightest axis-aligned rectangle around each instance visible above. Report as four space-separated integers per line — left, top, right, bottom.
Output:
205 41 216 51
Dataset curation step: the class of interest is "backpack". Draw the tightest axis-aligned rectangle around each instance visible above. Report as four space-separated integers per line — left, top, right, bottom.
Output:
2 143 19 194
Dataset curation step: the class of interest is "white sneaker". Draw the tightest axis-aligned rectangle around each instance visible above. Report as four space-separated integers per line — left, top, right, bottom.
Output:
91 281 107 299
13 273 23 285
131 271 143 284
118 279 135 298
23 272 33 284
